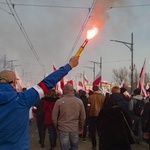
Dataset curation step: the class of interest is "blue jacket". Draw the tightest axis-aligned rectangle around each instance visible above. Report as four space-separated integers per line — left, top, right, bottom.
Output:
0 64 71 150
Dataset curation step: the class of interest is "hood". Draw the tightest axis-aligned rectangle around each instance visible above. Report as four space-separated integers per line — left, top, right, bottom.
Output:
111 93 124 102
63 84 74 95
132 95 143 101
0 83 17 104
43 96 59 102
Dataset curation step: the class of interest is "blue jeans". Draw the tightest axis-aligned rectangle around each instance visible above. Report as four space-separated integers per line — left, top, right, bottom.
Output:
132 116 142 143
58 130 78 150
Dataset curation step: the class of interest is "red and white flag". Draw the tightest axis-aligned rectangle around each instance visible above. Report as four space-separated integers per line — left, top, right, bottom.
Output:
76 80 83 91
137 59 147 97
83 75 89 83
78 81 83 88
53 64 57 71
52 64 65 94
14 68 24 92
93 70 101 86
67 79 74 85
120 79 125 88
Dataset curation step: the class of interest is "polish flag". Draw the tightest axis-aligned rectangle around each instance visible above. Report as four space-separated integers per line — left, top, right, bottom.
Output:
67 80 74 85
76 80 83 91
52 64 64 93
53 64 57 71
137 59 147 97
78 81 83 88
83 75 89 83
120 79 125 88
14 68 25 92
93 70 101 86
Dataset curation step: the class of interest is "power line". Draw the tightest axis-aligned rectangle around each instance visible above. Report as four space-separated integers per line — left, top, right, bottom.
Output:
110 4 150 9
0 2 89 9
6 0 46 76
0 5 12 14
66 0 97 62
103 60 130 63
1 1 150 9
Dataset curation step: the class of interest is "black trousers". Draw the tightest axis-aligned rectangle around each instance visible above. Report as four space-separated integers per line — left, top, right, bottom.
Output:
89 116 98 147
36 115 45 145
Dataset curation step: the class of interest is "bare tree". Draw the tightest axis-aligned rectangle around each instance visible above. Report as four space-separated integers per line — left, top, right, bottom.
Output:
112 66 150 92
145 73 150 85
112 67 129 84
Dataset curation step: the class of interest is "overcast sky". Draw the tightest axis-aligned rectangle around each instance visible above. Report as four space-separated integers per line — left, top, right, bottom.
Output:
0 0 150 86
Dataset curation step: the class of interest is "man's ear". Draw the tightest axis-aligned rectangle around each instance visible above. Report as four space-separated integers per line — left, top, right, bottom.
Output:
12 80 17 89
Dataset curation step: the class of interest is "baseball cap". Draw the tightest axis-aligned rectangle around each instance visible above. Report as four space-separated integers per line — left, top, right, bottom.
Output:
0 70 18 83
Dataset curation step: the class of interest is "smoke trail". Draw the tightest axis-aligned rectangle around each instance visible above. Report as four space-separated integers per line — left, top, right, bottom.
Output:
88 0 125 29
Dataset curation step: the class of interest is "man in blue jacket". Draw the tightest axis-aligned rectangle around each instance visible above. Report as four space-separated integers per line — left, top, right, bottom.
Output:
0 55 79 150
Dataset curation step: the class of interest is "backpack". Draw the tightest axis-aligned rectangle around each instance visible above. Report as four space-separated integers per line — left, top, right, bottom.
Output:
133 99 145 116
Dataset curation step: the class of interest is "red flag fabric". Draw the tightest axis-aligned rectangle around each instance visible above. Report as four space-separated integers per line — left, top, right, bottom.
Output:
78 81 83 88
52 64 63 93
120 79 125 88
67 80 74 85
137 59 147 97
60 78 65 90
83 75 88 83
93 71 101 86
53 64 57 71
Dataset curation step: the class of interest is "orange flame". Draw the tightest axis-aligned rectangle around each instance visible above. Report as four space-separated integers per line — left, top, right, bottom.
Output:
86 27 98 40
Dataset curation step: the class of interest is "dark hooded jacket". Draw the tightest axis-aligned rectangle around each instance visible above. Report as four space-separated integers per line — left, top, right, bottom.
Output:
97 93 133 150
111 93 130 114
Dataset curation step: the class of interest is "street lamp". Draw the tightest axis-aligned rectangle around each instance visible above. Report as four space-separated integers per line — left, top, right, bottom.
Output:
110 33 134 93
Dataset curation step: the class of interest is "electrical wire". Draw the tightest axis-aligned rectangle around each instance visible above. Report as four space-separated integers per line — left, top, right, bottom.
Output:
1 1 150 9
110 4 150 9
0 2 89 9
66 0 97 62
104 60 130 63
0 5 12 14
6 0 46 76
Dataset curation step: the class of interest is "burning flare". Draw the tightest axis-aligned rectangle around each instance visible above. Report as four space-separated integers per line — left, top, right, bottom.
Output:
75 27 98 56
87 27 98 40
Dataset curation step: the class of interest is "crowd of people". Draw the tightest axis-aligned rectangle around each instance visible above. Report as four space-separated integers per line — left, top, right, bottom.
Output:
31 84 150 150
0 55 150 150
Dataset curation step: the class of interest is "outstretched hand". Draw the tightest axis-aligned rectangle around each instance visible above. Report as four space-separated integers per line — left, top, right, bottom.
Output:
69 55 79 68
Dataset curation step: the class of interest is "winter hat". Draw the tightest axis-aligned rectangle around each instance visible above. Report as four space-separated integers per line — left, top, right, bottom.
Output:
120 87 127 94
0 70 17 83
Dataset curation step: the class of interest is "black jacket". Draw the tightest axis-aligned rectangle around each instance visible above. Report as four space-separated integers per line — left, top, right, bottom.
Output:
98 105 132 150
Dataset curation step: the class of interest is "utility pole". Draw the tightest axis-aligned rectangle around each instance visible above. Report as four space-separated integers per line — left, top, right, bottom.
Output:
88 60 101 80
3 55 7 69
110 33 134 93
9 60 19 71
83 66 95 80
100 57 102 88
